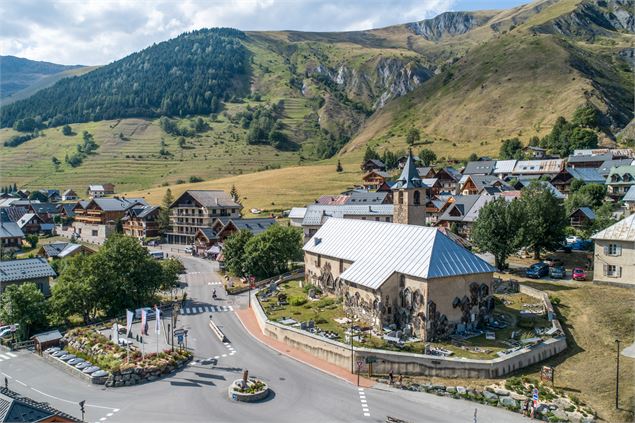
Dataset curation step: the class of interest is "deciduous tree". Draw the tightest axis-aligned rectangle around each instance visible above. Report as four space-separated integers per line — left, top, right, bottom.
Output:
0 283 48 340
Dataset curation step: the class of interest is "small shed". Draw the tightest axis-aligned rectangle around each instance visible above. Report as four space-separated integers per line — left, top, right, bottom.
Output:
569 207 596 228
31 329 63 352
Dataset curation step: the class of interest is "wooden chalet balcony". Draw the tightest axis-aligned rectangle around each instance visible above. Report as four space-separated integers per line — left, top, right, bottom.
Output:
75 215 104 223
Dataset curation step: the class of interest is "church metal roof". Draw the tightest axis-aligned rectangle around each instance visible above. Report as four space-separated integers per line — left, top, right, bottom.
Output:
303 218 494 289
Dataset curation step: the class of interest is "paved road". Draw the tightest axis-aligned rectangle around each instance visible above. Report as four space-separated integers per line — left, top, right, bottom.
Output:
1 251 527 423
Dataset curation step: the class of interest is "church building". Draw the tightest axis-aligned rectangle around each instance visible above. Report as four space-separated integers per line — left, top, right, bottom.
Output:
303 153 495 341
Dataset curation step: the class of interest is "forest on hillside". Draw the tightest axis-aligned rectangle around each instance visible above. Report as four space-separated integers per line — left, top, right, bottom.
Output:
0 28 248 128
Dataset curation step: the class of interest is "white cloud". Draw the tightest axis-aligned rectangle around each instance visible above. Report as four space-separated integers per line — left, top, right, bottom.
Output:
0 0 458 65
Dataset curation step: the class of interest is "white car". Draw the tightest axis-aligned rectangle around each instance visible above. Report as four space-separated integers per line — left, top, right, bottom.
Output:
184 246 193 254
566 235 581 244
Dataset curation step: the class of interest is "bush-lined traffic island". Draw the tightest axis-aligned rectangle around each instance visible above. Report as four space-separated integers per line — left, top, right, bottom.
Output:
61 327 192 387
228 371 270 403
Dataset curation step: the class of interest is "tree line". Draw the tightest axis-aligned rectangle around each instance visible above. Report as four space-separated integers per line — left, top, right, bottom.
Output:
0 236 183 341
0 28 247 128
471 182 615 269
223 225 303 279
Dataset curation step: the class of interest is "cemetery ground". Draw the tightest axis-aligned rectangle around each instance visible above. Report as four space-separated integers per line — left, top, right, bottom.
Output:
258 280 556 360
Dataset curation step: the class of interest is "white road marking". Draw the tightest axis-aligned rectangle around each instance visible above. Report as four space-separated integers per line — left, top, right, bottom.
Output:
0 354 10 360
364 413 370 417
107 413 113 417
214 356 219 359
6 352 17 357
1 373 12 379
30 388 117 410
222 354 227 357
358 388 370 417
228 305 234 311
15 379 27 387
100 418 107 421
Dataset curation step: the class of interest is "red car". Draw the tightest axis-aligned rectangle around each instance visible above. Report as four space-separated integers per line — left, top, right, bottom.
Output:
572 267 587 281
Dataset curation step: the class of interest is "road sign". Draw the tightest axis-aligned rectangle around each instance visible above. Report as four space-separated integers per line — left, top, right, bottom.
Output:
174 328 186 336
356 360 364 369
365 356 377 364
177 334 184 345
532 388 539 406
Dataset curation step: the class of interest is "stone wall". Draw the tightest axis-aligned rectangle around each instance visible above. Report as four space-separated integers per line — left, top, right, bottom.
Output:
251 286 568 378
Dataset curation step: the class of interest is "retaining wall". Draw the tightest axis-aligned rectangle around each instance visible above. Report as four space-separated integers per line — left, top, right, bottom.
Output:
251 286 568 378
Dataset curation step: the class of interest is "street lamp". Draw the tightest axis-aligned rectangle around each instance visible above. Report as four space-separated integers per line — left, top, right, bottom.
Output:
615 339 620 409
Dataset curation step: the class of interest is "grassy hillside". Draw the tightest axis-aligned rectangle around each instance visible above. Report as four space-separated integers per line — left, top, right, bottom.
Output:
1 0 632 195
0 101 312 192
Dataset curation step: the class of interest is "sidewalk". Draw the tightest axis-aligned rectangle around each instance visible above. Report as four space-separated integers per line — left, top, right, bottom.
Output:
235 307 375 388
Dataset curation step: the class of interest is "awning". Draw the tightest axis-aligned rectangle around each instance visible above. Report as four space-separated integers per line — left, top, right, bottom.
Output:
207 246 221 254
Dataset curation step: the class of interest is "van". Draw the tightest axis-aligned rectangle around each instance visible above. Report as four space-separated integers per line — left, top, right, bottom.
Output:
149 250 164 260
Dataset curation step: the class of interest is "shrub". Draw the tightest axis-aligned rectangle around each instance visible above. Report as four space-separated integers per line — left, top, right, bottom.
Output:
289 296 307 306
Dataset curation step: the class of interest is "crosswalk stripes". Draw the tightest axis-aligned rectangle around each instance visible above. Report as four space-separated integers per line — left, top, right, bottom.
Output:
0 352 17 361
181 305 234 315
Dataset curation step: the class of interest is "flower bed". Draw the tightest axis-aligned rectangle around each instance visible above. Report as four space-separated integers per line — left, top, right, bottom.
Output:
62 327 192 387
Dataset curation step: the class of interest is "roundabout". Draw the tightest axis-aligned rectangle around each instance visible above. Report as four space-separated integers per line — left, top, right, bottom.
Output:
228 370 270 403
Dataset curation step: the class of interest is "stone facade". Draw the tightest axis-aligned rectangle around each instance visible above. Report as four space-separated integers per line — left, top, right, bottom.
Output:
304 251 493 341
392 187 427 226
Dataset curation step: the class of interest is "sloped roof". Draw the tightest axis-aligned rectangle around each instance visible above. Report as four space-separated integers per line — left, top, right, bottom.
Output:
592 214 635 241
29 203 60 214
62 189 77 196
606 165 635 184
623 186 635 202
89 184 105 191
465 175 509 191
126 205 159 219
364 159 385 168
90 197 147 212
363 170 391 179
513 159 564 174
494 160 517 174
41 242 83 258
0 258 56 282
315 195 349 205
16 213 40 228
463 161 495 175
288 207 307 220
598 159 634 176
392 153 424 189
571 207 596 220
565 167 605 183
172 190 241 209
231 218 276 235
0 387 79 422
31 329 63 344
0 221 24 239
196 227 218 241
417 167 434 178
304 219 494 289
344 191 389 205
302 204 393 226
567 153 612 164
438 195 481 222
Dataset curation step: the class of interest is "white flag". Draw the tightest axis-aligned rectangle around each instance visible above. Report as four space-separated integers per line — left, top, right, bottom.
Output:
141 309 148 336
112 323 119 345
126 309 134 336
155 306 161 335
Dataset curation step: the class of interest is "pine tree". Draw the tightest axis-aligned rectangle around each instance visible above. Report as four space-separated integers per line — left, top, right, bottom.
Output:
158 188 174 236
336 160 343 172
12 183 16 192
230 184 241 204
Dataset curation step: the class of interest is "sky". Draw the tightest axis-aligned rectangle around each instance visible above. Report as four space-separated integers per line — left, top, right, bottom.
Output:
0 0 528 66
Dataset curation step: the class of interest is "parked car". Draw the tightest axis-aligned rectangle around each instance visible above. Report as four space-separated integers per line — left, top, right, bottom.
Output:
134 307 156 319
184 246 193 254
0 324 19 338
566 235 581 244
118 338 132 347
549 265 566 279
572 267 587 281
526 262 549 279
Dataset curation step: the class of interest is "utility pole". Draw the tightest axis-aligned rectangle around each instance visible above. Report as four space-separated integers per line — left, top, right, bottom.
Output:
615 339 620 409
